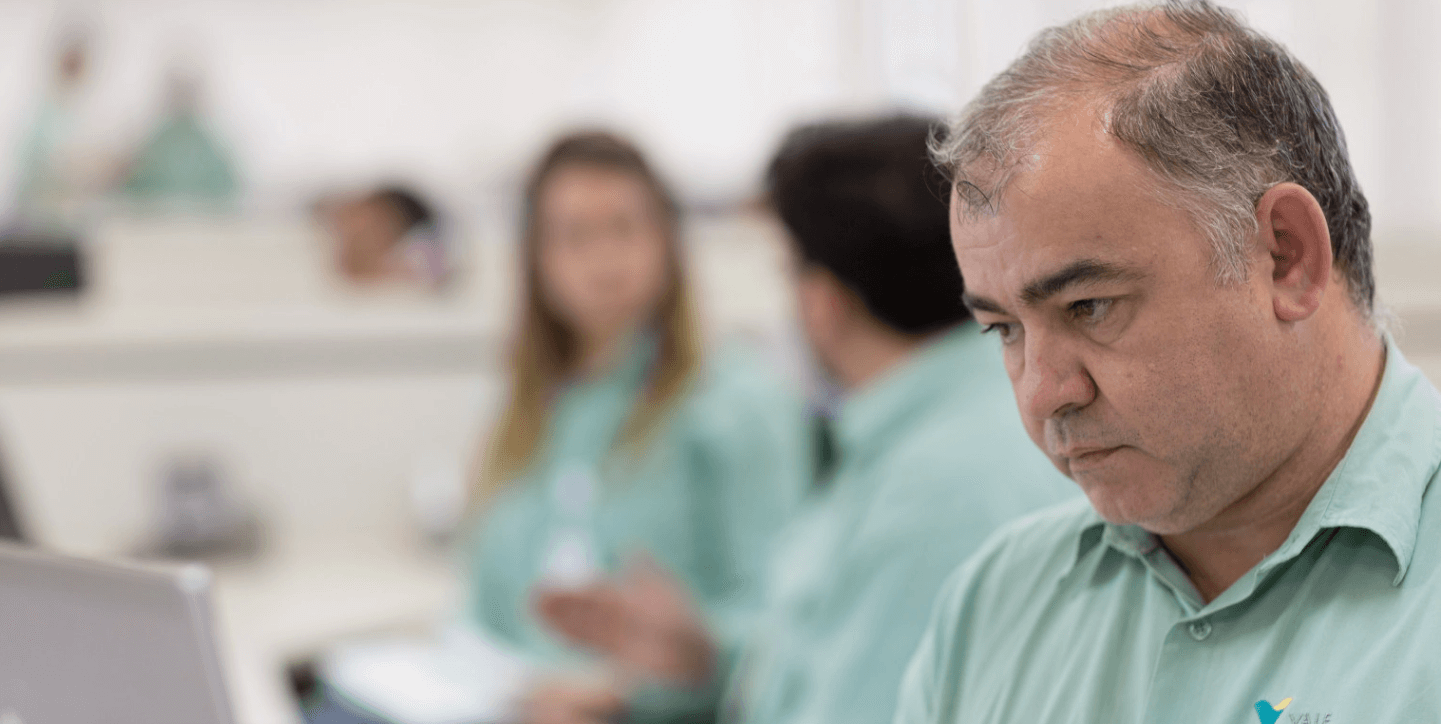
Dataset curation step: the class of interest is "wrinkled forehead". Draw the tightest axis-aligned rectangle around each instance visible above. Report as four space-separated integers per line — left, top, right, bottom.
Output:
949 115 1207 299
949 95 1111 218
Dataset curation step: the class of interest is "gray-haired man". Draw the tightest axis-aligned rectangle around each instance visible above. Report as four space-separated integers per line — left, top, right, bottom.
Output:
895 2 1441 722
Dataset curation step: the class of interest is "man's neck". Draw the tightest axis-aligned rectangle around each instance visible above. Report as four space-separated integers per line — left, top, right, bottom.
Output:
1161 324 1386 603
832 325 924 392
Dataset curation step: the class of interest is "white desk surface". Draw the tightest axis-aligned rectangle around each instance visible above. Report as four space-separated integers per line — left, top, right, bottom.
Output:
211 541 464 724
0 219 502 724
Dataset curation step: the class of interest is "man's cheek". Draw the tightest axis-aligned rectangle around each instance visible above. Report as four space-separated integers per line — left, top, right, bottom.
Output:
1001 343 1025 382
1023 419 1049 457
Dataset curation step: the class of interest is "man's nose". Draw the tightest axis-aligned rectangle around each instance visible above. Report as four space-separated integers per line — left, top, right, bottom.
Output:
1017 329 1096 421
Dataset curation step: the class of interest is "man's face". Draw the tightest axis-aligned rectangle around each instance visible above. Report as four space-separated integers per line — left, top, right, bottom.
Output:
953 111 1307 535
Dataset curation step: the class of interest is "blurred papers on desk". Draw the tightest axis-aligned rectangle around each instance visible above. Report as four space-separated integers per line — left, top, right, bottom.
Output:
320 620 532 724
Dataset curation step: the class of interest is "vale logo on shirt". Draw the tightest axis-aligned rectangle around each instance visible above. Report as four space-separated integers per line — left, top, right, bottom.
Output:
1254 698 1292 724
1255 698 1333 724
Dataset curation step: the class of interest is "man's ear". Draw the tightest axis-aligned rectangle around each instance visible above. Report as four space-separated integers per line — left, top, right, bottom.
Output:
1255 182 1332 323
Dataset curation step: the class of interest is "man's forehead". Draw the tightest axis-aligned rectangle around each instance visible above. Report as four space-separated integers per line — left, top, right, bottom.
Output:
954 115 1146 229
948 115 1188 293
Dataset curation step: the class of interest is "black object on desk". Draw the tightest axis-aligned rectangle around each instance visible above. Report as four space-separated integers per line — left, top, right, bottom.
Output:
0 455 26 542
0 231 86 296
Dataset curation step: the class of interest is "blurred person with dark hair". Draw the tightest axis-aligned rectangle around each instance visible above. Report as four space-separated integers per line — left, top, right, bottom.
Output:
529 117 1071 724
320 184 451 288
460 130 809 713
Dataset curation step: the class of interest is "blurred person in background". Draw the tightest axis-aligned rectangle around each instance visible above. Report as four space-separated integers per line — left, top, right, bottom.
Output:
528 116 1072 724
308 130 809 724
317 184 451 290
8 27 115 237
119 65 239 208
463 130 811 716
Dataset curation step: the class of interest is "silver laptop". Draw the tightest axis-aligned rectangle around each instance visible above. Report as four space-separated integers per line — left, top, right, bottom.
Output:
0 543 235 724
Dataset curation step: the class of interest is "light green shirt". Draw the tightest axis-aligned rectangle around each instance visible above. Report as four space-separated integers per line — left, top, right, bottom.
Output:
466 338 809 664
15 95 92 230
895 339 1441 724
122 111 238 204
723 324 1073 724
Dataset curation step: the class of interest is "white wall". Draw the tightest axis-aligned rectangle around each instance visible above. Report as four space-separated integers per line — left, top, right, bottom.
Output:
1 0 1438 237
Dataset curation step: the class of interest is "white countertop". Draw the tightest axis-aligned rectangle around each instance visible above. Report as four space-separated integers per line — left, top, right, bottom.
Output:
211 542 464 724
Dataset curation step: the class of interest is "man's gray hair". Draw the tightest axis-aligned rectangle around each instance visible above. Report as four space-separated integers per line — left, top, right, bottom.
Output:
933 0 1373 313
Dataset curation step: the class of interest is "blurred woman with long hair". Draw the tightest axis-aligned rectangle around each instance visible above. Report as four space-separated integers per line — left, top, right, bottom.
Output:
466 131 809 695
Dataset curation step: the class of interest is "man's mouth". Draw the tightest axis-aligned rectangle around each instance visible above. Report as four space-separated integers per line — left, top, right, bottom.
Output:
1063 446 1122 467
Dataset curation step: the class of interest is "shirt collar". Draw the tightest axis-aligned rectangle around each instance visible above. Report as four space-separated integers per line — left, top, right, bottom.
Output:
1066 337 1441 586
833 323 993 466
1261 338 1440 585
1064 510 1111 581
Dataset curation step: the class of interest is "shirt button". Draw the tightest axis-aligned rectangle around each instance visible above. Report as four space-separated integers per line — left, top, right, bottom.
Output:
1188 619 1213 641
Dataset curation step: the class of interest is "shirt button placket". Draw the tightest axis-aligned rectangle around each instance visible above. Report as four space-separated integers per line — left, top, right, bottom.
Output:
1187 618 1213 641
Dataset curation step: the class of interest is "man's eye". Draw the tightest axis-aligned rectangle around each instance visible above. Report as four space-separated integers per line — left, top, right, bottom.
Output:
1068 298 1113 323
980 322 1021 344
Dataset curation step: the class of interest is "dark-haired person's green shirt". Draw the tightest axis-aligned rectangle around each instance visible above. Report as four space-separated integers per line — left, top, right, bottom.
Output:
894 339 1441 724
721 324 1073 724
466 338 809 666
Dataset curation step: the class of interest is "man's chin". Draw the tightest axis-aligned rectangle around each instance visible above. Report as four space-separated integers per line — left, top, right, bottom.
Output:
1075 473 1186 533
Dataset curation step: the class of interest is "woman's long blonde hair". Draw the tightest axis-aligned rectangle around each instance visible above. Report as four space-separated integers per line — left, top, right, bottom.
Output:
474 131 703 506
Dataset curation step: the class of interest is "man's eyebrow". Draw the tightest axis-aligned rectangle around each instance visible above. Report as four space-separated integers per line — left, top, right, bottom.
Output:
1020 259 1144 305
960 293 1009 316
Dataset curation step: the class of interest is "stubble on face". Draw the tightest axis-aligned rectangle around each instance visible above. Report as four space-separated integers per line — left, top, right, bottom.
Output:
950 111 1305 536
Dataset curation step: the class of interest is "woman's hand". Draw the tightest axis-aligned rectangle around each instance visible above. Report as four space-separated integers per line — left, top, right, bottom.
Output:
532 557 716 687
520 679 627 724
